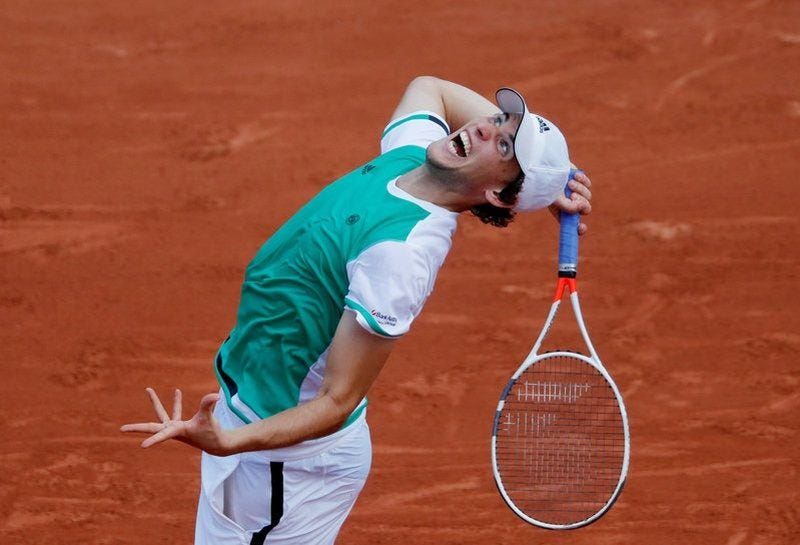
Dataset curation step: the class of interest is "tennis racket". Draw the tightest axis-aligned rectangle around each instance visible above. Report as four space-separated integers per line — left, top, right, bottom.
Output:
491 170 630 530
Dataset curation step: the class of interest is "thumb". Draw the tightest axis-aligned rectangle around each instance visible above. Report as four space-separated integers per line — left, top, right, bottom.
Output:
198 393 220 416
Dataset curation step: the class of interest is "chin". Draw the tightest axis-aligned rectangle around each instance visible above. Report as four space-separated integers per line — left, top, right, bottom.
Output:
426 141 456 172
425 147 470 190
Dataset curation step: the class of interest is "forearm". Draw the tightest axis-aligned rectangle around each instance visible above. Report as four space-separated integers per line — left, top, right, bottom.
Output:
220 310 393 454
120 313 393 456
224 394 354 453
430 77 500 129
392 76 499 130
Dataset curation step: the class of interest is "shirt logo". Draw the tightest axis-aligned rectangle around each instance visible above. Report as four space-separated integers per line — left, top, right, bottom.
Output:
346 214 360 225
371 309 397 326
361 164 375 174
536 116 550 133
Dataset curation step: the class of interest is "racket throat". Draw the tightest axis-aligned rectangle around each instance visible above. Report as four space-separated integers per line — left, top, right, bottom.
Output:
530 299 562 357
528 279 576 358
527 278 600 363
553 277 577 302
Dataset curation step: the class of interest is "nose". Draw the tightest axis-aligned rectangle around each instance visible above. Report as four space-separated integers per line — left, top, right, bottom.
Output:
475 120 495 142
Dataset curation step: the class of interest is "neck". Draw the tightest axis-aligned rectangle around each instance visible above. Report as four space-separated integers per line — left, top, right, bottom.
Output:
396 164 476 213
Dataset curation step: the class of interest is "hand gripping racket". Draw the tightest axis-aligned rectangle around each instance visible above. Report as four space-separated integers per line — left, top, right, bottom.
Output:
491 170 630 530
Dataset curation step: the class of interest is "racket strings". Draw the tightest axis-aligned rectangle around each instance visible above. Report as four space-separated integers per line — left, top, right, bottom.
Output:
495 355 625 525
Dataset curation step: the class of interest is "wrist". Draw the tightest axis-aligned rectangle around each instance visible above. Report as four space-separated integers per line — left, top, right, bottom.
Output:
219 427 245 455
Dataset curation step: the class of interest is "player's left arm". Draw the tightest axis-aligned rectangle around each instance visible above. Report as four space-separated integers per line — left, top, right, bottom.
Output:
120 310 395 455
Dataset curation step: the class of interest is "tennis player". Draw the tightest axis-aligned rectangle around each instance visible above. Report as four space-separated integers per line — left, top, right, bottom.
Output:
121 76 593 544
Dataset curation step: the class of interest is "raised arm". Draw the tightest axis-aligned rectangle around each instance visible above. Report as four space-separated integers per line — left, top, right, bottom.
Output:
390 76 500 129
121 310 395 455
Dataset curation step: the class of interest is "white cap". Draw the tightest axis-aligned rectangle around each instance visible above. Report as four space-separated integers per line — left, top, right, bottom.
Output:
495 88 571 211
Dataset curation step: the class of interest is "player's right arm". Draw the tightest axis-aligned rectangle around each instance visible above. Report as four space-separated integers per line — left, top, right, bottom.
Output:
391 76 499 130
222 310 395 452
120 310 395 455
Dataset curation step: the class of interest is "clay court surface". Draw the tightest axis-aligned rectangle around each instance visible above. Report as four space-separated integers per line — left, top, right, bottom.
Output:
2 0 799 543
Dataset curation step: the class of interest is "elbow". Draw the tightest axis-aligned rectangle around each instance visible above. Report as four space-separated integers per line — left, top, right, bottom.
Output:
323 391 362 429
408 75 441 91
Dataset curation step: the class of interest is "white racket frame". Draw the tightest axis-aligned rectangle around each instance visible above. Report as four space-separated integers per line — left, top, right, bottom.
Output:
491 287 631 530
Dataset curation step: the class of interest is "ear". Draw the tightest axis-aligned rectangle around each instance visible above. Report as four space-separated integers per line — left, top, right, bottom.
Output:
484 188 514 209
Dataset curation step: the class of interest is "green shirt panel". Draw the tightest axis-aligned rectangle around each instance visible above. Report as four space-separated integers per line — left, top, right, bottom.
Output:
217 145 431 421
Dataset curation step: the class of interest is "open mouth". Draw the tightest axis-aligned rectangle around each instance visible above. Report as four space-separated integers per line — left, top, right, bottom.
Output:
448 130 471 158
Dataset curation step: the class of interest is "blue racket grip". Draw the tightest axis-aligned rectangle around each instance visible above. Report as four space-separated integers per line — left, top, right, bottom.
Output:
558 169 582 277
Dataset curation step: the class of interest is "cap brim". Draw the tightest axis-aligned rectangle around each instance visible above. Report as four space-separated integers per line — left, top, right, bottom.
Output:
496 87 527 115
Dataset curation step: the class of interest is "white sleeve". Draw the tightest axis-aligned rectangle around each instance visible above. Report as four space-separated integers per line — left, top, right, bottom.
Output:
344 241 435 338
380 110 450 154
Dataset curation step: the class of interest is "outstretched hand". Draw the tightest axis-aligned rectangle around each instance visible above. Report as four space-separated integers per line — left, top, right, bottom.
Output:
548 171 593 235
120 388 234 456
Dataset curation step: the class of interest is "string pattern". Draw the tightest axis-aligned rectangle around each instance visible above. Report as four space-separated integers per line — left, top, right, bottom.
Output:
495 355 625 526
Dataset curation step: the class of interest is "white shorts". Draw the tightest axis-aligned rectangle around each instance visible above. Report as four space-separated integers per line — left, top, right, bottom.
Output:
195 400 372 545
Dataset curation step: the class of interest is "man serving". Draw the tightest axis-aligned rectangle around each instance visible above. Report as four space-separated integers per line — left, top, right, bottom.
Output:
122 76 593 545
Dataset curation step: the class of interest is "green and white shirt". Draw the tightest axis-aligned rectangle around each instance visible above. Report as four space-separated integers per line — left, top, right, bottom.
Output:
215 111 455 453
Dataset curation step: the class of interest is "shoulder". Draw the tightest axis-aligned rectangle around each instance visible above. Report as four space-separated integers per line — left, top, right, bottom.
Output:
380 110 450 154
343 239 435 338
348 211 456 287
358 181 458 257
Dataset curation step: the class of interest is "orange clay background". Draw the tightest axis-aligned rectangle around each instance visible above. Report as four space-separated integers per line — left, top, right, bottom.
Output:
1 1 799 543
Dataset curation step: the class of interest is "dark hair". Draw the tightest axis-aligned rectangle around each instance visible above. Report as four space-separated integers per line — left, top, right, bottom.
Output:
469 170 525 228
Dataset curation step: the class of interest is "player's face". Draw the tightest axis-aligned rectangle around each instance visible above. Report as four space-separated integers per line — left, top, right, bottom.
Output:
426 113 523 192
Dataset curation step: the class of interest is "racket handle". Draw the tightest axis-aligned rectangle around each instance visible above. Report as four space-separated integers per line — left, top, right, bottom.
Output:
558 169 582 278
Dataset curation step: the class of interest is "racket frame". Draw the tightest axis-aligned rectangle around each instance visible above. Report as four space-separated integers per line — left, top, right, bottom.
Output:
491 263 631 530
492 170 631 530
